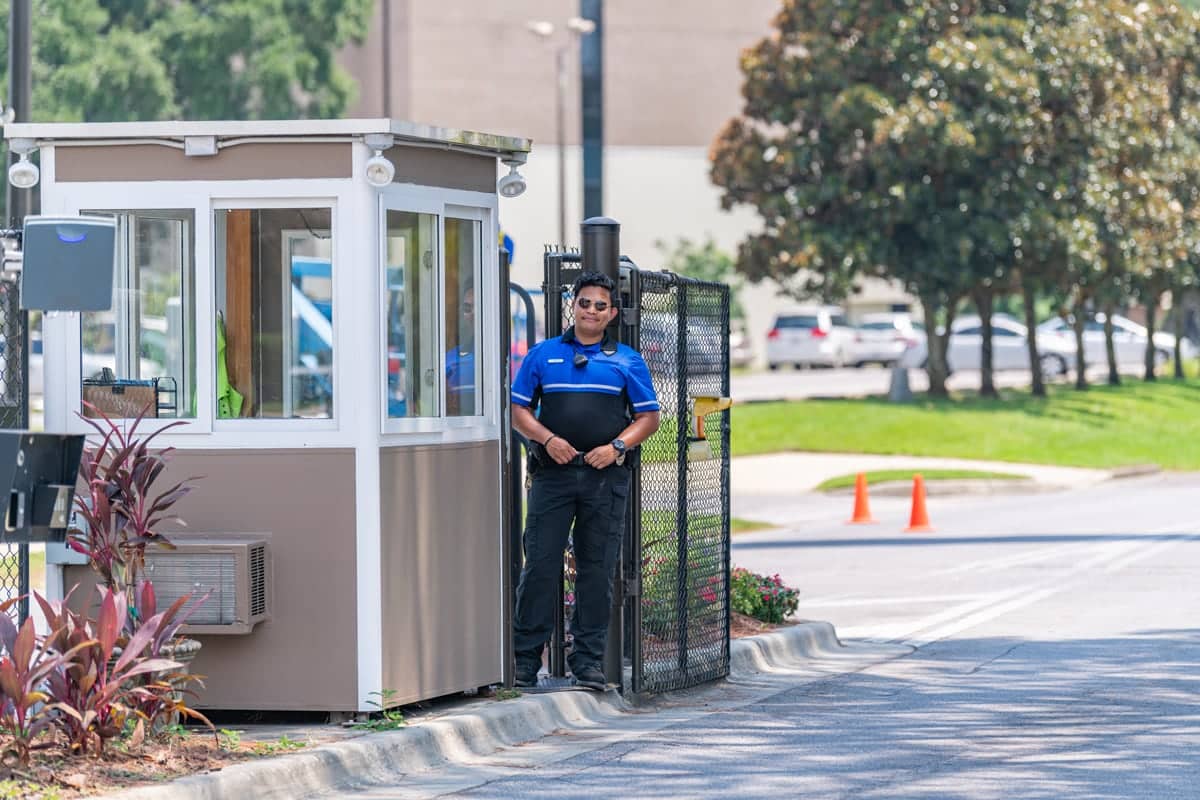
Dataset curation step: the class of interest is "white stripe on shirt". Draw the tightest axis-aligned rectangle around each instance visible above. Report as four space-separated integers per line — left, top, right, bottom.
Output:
542 383 622 393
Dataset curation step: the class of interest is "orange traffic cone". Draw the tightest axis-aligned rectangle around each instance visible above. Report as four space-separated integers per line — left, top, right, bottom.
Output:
904 474 933 532
847 473 876 524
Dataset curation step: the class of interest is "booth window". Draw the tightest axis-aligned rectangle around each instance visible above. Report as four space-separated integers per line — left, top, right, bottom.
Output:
385 211 438 418
214 208 334 420
445 218 481 417
80 210 195 420
384 211 484 421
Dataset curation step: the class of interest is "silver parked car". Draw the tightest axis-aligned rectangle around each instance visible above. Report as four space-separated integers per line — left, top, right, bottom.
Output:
1035 313 1196 368
852 313 924 367
766 306 857 369
901 315 1076 375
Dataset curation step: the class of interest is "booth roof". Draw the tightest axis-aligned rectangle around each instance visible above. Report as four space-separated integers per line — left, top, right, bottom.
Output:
2 118 532 158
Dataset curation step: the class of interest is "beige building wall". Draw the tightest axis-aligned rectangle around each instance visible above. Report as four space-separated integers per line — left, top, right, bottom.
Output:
342 0 912 364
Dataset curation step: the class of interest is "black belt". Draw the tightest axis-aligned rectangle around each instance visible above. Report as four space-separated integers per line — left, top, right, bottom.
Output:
566 453 588 466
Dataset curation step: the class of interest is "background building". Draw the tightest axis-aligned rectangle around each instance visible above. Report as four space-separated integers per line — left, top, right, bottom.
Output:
341 0 912 363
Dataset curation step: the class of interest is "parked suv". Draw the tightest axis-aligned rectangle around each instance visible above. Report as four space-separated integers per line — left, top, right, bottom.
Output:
766 306 856 369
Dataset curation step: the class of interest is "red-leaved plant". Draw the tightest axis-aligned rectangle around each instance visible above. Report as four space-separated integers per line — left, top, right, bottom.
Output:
128 581 214 732
70 402 195 618
0 598 91 765
37 587 189 755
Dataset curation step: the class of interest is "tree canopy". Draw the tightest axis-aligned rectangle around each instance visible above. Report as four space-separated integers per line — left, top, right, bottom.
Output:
0 0 373 122
713 0 1200 395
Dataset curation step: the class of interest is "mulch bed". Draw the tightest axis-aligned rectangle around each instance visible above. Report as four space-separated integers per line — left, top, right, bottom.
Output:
729 611 799 639
0 732 278 798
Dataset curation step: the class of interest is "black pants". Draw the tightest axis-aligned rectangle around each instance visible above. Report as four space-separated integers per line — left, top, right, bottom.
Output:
513 463 631 674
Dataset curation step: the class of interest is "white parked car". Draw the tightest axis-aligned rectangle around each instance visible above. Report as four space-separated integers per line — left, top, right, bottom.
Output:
852 313 924 367
901 315 1076 376
766 306 857 369
1035 313 1195 368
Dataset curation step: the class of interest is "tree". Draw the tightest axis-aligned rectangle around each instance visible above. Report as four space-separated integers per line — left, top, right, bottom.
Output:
712 0 1058 397
655 237 747 321
0 0 372 122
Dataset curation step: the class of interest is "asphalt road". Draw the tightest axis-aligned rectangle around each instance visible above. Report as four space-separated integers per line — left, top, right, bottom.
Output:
323 474 1200 799
732 363 1147 402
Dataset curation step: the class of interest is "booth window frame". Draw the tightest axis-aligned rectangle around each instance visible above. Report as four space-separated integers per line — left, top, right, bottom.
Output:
211 198 340 433
51 183 215 436
377 185 499 441
77 208 197 421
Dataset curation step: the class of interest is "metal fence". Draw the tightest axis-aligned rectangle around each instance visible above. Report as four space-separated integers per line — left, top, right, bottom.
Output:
634 270 731 693
0 277 30 623
538 251 731 694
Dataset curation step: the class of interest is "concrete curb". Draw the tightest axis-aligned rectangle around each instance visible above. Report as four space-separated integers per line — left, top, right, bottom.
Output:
99 622 857 800
1107 463 1162 480
825 477 1051 498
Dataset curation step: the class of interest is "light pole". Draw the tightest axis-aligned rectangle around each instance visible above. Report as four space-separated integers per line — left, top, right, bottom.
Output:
527 17 595 249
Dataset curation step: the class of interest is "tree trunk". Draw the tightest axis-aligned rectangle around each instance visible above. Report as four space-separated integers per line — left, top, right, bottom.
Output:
973 286 997 398
1103 302 1120 386
1173 302 1185 380
1022 285 1045 398
922 297 951 398
1072 309 1088 390
1144 296 1160 382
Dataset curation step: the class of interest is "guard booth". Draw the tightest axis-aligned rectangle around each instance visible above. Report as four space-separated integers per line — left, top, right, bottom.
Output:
5 119 531 713
514 221 733 696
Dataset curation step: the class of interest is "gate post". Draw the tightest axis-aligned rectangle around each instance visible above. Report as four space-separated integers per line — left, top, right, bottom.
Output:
580 217 625 690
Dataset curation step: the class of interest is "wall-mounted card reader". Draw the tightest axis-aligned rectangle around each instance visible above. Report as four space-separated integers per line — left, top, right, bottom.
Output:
0 433 86 543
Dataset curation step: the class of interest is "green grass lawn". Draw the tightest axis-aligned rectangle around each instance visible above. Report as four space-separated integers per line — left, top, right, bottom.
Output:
731 517 777 534
731 379 1200 469
815 469 1028 492
0 546 46 594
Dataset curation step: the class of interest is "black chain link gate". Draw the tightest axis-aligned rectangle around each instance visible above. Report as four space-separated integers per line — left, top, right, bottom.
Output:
540 251 731 694
0 278 30 623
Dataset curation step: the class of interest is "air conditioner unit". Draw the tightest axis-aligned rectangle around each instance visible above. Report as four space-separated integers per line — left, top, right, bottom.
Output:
143 535 271 635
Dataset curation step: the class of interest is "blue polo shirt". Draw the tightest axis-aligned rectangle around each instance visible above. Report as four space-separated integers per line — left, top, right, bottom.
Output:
511 326 660 452
446 344 476 414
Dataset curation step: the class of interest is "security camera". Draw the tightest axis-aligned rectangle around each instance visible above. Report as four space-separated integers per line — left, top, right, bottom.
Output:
7 154 37 189
497 164 527 198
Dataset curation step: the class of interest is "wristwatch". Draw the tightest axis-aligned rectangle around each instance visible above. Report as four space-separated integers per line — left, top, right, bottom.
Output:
611 438 627 466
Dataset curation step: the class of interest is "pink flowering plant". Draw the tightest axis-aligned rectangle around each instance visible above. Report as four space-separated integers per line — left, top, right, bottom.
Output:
731 567 799 624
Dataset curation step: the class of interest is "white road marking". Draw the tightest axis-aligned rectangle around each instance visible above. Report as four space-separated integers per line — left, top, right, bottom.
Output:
895 525 1196 647
820 523 1197 649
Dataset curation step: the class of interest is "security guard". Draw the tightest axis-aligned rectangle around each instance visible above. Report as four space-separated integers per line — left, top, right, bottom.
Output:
511 270 661 690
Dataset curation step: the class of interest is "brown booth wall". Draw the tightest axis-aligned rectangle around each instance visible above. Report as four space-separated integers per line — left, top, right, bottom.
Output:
67 449 360 711
55 142 495 191
380 440 502 705
55 143 354 182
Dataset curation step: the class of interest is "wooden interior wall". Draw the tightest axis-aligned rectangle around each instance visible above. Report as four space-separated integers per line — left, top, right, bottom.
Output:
224 210 254 415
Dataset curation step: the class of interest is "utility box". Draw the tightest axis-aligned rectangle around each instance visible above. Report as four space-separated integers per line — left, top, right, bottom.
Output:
20 216 116 312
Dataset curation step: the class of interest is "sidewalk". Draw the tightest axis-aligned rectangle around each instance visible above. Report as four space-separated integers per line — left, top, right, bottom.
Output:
99 624 910 800
731 451 1117 497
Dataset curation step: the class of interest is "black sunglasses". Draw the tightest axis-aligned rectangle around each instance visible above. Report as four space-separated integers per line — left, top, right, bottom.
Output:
576 298 611 311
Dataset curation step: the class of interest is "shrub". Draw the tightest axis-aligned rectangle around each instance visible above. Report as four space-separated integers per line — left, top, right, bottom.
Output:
731 567 799 624
70 402 195 611
37 587 189 756
0 598 89 765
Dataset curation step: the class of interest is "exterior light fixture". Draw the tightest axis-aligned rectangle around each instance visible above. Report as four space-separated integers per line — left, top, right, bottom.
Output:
364 133 395 187
498 154 528 198
7 138 38 189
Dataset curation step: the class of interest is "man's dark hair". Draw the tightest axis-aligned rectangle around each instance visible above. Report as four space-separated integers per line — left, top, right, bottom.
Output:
573 271 617 305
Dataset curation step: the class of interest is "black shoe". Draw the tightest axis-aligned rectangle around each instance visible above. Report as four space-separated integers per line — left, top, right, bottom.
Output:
572 665 608 691
514 666 538 688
